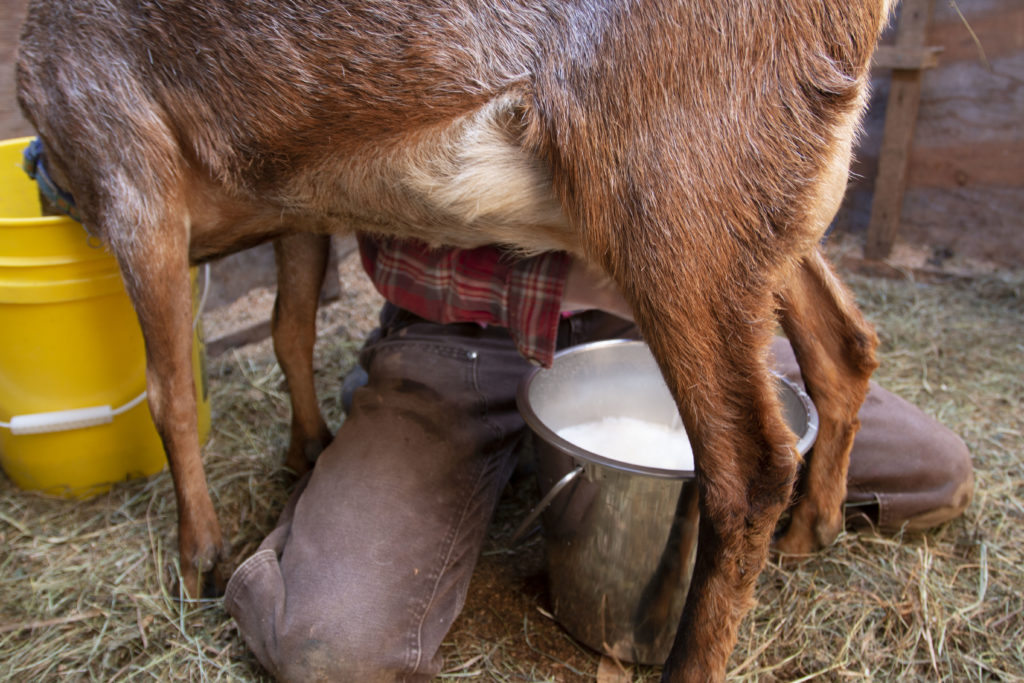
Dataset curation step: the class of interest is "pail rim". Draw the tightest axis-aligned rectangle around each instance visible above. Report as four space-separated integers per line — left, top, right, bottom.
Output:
517 339 819 480
518 340 696 480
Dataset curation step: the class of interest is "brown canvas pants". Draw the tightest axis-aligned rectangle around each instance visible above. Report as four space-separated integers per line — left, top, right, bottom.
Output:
225 306 973 681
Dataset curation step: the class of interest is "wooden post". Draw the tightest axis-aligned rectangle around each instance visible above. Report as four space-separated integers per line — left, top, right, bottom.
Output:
864 0 936 260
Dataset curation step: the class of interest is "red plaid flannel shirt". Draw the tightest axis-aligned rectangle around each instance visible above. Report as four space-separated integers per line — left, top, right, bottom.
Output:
357 234 570 367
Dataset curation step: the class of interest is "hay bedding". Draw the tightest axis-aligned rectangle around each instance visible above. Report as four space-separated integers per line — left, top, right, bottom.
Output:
1 251 1022 682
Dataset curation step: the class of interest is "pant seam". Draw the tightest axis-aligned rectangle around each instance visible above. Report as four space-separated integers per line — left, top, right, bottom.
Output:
402 349 484 675
406 438 491 675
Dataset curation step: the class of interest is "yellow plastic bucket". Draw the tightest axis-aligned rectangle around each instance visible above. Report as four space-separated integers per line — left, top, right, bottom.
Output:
0 137 210 498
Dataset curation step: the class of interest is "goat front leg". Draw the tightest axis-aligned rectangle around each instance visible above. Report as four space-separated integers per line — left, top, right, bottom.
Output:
774 248 878 554
272 233 333 474
120 235 224 598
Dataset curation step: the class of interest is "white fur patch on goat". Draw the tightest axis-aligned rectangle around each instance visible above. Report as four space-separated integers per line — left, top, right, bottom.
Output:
402 95 567 240
285 94 574 255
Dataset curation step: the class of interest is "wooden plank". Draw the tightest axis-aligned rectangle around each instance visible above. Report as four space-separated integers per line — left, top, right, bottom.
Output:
928 6 1023 64
334 233 359 261
839 254 977 284
851 139 1024 189
206 320 273 358
872 45 942 70
864 0 936 260
319 236 344 301
206 243 277 310
905 141 1023 188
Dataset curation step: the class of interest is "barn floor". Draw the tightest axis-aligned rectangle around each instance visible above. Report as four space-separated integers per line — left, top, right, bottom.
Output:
2 241 1022 681
2 0 1022 678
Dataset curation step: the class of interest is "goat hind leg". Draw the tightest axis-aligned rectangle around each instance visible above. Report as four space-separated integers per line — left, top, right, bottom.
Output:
603 243 799 680
657 298 798 681
774 248 878 555
120 231 225 598
272 233 333 474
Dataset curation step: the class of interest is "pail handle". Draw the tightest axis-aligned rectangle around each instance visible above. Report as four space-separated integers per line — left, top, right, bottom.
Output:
510 465 584 545
0 265 210 435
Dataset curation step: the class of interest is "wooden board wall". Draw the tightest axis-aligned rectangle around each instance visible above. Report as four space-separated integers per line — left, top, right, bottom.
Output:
836 0 1024 268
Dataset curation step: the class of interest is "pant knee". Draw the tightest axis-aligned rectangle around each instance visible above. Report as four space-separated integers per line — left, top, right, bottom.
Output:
901 439 973 531
271 632 434 683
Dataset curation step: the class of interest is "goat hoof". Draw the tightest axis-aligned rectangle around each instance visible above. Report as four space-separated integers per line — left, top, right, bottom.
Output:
774 507 842 560
176 539 229 599
772 523 819 559
284 432 333 474
177 531 230 599
200 567 227 598
813 515 843 548
284 448 312 476
173 565 226 601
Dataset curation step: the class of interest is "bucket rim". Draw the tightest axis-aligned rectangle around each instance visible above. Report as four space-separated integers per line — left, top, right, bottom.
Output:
516 339 819 479
517 339 695 480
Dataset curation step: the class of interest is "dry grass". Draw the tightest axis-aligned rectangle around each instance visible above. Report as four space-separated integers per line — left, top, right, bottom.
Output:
1 255 1022 682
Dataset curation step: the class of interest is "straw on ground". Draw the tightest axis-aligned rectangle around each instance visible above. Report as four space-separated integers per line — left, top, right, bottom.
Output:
2 252 1022 681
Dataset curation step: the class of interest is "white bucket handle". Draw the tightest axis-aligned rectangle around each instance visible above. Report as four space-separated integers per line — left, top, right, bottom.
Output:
0 264 210 435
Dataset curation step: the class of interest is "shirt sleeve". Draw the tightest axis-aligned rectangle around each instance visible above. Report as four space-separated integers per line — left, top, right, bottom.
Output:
357 233 570 367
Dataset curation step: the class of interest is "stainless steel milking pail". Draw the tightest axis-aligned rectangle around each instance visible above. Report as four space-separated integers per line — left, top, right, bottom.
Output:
516 340 818 664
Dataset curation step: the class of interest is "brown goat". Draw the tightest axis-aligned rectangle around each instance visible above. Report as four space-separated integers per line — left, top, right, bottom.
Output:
16 0 889 679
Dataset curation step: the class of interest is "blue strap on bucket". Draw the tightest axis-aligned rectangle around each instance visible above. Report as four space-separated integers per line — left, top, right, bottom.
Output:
22 138 83 224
